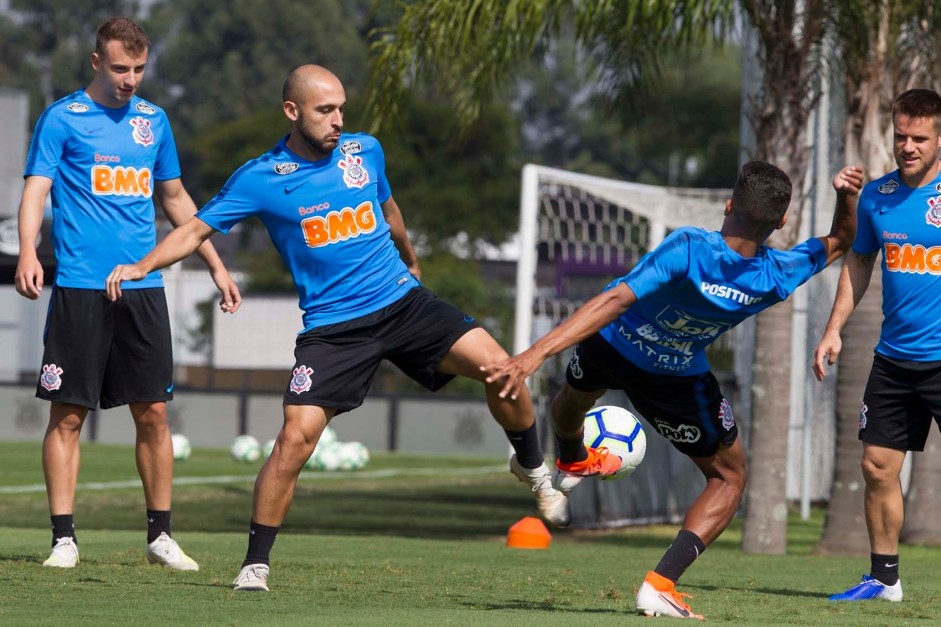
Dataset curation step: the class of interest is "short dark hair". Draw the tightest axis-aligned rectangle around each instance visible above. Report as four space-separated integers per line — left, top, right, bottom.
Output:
95 17 149 57
892 89 941 131
730 161 792 230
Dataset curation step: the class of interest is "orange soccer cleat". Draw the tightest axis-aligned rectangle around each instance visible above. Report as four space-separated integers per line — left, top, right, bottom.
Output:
551 446 622 492
635 571 704 620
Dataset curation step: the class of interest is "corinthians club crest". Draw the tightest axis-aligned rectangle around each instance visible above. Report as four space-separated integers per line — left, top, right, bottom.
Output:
130 116 154 147
338 153 369 189
40 363 64 392
290 365 314 394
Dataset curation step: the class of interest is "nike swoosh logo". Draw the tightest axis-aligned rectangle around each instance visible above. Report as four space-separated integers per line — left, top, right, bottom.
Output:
148 518 154 523
82 126 104 135
658 593 690 617
463 316 475 323
284 183 304 194
165 384 174 393
885 562 898 568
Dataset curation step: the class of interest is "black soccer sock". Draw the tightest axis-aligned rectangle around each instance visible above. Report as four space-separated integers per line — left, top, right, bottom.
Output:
243 520 280 567
871 552 899 586
147 510 172 544
51 514 76 547
654 530 707 583
504 423 544 469
555 433 589 464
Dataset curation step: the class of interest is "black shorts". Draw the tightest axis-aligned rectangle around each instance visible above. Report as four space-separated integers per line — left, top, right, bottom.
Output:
283 287 479 413
565 333 737 457
859 353 941 451
37 286 173 410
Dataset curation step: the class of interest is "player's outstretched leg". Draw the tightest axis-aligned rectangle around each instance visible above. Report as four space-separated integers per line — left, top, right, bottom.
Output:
829 575 903 602
508 454 570 528
548 384 621 493
635 571 704 619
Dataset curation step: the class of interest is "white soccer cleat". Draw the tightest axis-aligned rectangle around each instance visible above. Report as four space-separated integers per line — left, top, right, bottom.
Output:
43 537 79 568
635 571 704 619
233 563 270 592
509 455 571 528
146 532 199 571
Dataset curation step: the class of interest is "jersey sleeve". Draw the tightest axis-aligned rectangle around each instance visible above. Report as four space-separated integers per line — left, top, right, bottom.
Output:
152 113 182 181
611 228 692 299
769 237 827 298
374 138 392 203
23 107 69 180
852 186 880 255
196 163 263 234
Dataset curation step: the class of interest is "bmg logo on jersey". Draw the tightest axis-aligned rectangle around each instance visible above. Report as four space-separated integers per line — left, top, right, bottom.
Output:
884 242 941 274
91 165 152 197
301 201 377 248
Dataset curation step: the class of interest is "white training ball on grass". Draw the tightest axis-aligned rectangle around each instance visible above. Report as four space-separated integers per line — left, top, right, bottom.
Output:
319 425 338 447
171 433 192 461
263 439 276 459
313 442 343 471
231 435 262 463
336 441 369 471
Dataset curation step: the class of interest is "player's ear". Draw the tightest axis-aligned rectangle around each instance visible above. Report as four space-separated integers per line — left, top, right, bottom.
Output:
724 199 733 216
91 52 101 73
283 100 299 122
776 214 788 230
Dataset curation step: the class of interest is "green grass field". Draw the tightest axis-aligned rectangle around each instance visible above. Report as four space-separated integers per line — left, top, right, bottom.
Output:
0 441 937 626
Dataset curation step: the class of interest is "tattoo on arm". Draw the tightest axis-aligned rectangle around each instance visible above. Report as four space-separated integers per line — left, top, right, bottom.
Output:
853 250 878 265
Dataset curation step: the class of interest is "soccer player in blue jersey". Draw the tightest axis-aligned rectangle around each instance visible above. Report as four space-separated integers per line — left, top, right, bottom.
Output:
15 17 241 570
482 161 861 618
814 88 941 604
104 64 569 592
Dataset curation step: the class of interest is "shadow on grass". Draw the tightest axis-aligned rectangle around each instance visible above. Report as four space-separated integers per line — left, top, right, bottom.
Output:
461 600 622 614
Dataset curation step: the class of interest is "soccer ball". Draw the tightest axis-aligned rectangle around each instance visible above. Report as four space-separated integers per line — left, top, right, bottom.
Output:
583 405 646 479
171 433 191 461
231 435 262 463
336 441 369 471
263 439 276 459
313 442 343 471
319 425 338 447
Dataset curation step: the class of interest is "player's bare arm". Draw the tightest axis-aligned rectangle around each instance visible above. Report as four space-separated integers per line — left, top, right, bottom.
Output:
819 165 863 267
106 217 217 302
156 179 242 313
812 249 878 381
14 176 53 300
482 282 637 400
381 196 421 280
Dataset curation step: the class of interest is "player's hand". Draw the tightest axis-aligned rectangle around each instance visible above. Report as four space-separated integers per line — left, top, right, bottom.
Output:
833 165 863 196
408 262 421 281
481 351 544 400
210 267 243 314
812 331 843 382
105 263 147 301
15 255 44 300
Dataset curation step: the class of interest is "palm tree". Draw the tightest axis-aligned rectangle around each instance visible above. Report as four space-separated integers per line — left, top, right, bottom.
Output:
366 0 830 554
818 0 941 554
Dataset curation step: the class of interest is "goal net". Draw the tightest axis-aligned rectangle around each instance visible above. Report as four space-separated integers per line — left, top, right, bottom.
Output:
514 164 731 528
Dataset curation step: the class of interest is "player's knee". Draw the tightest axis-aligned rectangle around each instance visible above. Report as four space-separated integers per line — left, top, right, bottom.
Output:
861 454 898 485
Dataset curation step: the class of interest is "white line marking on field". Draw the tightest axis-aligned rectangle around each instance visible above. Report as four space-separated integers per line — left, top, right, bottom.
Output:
0 465 509 494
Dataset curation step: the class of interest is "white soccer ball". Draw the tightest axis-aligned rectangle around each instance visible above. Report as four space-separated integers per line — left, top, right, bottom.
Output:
319 425 338 447
583 405 646 479
313 442 343 471
263 439 276 459
231 435 262 463
336 441 369 471
171 433 191 461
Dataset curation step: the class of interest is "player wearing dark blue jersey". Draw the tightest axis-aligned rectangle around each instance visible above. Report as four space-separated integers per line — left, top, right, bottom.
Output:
104 64 569 592
814 89 941 604
15 17 241 571
484 161 861 618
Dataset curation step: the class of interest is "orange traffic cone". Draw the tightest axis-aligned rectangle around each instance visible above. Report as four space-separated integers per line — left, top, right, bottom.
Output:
506 516 551 549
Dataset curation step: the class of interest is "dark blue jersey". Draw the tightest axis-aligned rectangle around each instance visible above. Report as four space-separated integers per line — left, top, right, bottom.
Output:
599 227 826 374
197 134 419 331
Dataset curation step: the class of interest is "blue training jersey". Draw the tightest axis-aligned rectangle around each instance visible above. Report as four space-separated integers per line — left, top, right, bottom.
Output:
197 133 420 331
24 89 180 289
598 227 827 375
854 169 941 361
